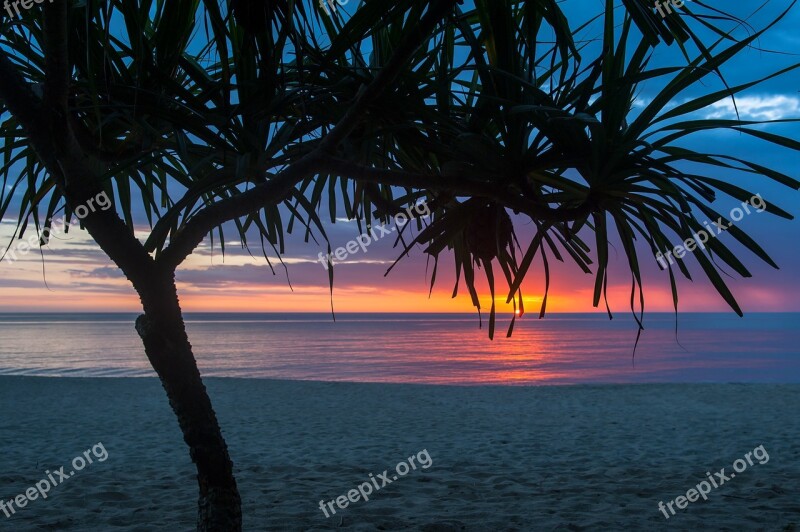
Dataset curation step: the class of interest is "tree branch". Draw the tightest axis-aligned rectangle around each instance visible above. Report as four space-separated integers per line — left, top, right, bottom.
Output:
156 0 460 271
156 154 323 271
324 159 596 223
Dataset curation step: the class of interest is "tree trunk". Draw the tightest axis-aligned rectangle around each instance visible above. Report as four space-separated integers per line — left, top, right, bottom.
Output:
134 274 242 531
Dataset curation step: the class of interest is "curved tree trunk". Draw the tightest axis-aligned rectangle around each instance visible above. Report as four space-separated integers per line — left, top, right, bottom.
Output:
0 10 242 526
134 274 242 531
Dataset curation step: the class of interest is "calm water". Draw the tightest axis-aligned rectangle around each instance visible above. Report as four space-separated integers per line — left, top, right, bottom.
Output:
0 313 797 384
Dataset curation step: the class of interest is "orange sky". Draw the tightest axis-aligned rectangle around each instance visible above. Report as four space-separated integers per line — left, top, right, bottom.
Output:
0 226 796 314
1 198 798 315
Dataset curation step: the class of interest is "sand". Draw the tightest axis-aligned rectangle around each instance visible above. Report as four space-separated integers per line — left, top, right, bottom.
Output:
0 377 798 531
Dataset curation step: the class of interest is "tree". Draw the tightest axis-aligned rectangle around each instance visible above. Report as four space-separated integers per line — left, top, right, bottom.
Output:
0 0 797 529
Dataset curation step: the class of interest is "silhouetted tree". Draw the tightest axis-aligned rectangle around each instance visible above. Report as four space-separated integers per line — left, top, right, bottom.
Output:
1 0 797 529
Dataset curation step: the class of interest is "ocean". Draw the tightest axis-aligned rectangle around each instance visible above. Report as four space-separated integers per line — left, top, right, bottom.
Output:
0 312 797 384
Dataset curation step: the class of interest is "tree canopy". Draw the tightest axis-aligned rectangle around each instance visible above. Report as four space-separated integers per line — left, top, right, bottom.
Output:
1 0 798 335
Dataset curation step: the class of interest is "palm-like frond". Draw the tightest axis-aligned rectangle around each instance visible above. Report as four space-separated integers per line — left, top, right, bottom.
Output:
336 0 799 335
0 0 797 337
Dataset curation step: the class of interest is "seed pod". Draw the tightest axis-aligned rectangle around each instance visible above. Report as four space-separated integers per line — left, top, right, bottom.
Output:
465 203 514 262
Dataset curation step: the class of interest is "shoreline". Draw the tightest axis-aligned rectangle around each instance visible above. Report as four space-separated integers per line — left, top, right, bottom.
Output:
3 374 800 386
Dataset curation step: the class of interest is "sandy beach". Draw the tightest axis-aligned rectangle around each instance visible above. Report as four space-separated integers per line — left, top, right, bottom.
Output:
0 377 798 531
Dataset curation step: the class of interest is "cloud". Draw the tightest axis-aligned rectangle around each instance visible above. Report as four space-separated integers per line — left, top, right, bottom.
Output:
702 95 800 121
68 266 126 279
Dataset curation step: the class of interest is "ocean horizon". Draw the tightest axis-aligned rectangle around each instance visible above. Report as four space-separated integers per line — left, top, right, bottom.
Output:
1 312 797 384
